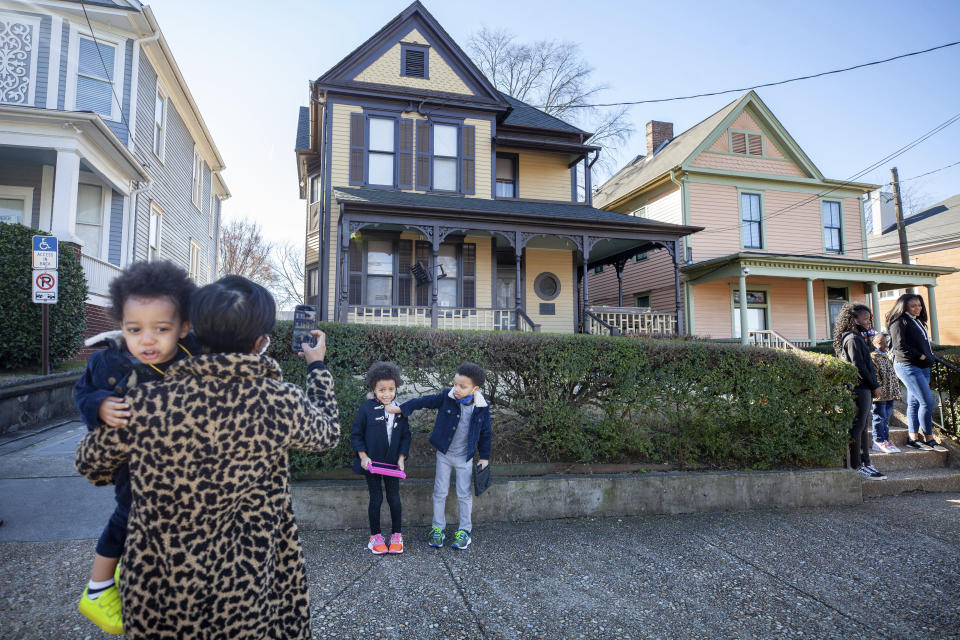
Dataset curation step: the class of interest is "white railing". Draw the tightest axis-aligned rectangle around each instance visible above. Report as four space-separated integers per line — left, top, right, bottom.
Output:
587 306 678 336
80 254 123 296
748 330 802 351
347 306 521 331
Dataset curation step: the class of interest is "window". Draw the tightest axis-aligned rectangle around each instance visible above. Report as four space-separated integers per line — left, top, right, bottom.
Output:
309 176 321 203
632 206 646 218
76 183 104 257
496 154 517 198
148 203 162 260
153 85 166 159
401 44 428 78
827 286 848 334
306 267 319 299
533 272 561 301
188 239 202 282
433 124 458 191
731 131 762 156
192 147 203 209
732 289 769 338
365 238 394 305
76 36 117 118
593 265 604 274
740 192 763 249
0 186 33 225
879 289 899 301
634 292 651 308
822 200 843 253
368 117 395 186
634 252 648 263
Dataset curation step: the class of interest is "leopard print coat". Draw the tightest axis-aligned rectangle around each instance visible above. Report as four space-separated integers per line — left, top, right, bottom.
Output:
76 353 340 639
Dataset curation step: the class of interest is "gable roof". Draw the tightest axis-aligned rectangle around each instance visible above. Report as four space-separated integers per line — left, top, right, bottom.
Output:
594 91 838 209
499 93 587 135
295 106 309 151
869 193 960 255
315 1 505 109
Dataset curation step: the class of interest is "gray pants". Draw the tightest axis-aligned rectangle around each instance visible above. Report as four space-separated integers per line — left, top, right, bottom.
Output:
433 450 473 533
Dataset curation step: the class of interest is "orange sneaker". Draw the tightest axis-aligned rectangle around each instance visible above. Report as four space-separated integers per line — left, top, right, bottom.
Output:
367 534 387 554
388 532 404 554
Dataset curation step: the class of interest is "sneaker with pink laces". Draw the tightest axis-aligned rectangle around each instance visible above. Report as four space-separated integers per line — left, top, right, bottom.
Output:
367 534 387 554
388 532 404 554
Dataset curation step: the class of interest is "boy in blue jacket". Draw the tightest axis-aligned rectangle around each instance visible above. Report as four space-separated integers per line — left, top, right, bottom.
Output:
388 362 491 550
351 362 412 554
73 260 198 635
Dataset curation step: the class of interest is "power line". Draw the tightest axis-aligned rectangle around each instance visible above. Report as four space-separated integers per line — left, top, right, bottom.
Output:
564 41 960 109
901 160 960 183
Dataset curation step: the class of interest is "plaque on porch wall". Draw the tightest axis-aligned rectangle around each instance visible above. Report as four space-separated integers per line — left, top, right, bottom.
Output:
539 303 556 315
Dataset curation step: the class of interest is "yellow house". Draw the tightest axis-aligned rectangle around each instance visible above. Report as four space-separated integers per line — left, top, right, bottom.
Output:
593 92 955 345
295 1 697 334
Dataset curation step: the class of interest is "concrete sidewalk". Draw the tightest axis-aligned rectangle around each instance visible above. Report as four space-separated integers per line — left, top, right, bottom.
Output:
2 421 959 639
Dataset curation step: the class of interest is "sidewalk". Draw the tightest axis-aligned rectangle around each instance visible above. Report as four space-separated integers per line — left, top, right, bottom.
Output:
2 421 958 639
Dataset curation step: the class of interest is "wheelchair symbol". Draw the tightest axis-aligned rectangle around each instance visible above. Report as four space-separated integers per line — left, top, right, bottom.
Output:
38 238 52 250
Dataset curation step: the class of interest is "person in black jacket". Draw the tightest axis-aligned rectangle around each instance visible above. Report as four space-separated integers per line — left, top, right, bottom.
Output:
833 303 885 479
351 362 412 554
885 294 946 451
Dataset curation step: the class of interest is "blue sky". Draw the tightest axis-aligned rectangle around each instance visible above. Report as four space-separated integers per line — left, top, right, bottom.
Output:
151 0 960 244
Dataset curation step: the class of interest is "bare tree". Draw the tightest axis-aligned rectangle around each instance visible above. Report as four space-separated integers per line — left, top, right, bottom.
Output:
468 27 633 180
218 218 275 287
270 241 305 311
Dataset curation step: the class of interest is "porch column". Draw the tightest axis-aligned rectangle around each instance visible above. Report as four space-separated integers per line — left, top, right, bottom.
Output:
927 284 940 344
805 278 817 346
339 218 350 322
614 260 625 306
50 149 81 244
582 235 590 314
869 282 881 329
431 225 440 329
673 241 682 336
738 273 749 346
514 232 522 330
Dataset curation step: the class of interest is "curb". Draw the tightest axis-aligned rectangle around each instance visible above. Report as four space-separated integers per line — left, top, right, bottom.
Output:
291 468 861 530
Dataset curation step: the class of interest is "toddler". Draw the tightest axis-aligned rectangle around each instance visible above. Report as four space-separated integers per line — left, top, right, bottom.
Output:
871 332 902 453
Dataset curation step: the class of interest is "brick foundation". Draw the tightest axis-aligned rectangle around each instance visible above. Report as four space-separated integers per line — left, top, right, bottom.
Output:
76 303 118 361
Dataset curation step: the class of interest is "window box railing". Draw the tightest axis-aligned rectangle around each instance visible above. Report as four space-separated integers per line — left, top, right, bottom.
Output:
587 306 678 336
80 254 122 297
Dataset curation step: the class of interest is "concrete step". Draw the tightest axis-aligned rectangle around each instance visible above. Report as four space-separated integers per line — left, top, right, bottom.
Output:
868 448 947 472
862 468 960 497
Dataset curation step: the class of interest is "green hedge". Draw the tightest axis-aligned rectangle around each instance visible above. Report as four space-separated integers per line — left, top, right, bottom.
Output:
269 321 855 473
0 223 88 369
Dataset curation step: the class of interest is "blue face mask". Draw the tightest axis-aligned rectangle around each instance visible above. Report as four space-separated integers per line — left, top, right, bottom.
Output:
458 394 474 405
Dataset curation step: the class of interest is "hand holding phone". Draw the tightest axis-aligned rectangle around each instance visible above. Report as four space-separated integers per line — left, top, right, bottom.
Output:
301 330 327 364
291 305 317 353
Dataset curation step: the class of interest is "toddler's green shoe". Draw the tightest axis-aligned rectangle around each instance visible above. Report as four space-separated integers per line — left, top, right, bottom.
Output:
451 529 471 550
78 584 123 635
428 526 445 548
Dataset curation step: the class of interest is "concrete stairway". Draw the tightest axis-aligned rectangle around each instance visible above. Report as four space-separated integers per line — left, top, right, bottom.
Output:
862 407 960 497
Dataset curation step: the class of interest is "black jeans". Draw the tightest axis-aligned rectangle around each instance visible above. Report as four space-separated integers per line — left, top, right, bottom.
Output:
850 388 873 468
365 473 401 535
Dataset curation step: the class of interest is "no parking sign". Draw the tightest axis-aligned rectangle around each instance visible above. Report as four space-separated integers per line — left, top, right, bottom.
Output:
33 269 58 304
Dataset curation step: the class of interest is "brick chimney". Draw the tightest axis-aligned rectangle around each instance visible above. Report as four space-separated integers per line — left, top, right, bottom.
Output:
646 121 674 156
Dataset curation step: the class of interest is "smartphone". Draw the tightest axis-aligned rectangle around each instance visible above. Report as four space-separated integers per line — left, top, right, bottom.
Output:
291 304 317 353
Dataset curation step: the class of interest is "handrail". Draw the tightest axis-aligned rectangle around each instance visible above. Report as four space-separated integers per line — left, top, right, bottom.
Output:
515 308 540 332
749 330 801 351
584 309 620 336
935 355 960 374
931 356 959 437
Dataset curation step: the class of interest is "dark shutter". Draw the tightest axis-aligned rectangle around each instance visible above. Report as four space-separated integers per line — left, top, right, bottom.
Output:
415 120 430 190
348 239 363 305
731 131 746 155
349 113 365 185
397 239 413 306
398 118 414 189
462 243 476 308
415 241 431 306
460 125 475 195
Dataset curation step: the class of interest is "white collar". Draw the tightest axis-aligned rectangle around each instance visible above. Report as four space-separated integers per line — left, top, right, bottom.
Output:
447 387 487 408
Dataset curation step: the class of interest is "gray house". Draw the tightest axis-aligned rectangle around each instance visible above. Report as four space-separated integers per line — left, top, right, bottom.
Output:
0 0 228 337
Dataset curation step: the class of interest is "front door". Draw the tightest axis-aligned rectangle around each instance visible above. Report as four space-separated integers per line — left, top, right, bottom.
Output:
827 286 849 334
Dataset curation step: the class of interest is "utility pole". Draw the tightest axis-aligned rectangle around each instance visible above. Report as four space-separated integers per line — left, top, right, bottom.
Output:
890 166 910 264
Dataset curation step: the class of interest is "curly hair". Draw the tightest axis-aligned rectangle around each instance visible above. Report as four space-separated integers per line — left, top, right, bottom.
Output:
108 260 196 323
456 361 485 388
832 302 873 357
366 361 401 391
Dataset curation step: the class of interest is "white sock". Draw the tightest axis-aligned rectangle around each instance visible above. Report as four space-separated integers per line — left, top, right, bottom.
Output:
87 578 115 599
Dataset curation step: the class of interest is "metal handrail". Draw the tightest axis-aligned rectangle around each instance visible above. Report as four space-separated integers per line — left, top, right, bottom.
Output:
515 309 540 332
584 309 620 336
932 356 959 437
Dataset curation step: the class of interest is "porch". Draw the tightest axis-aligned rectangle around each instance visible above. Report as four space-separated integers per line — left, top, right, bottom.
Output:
332 187 700 335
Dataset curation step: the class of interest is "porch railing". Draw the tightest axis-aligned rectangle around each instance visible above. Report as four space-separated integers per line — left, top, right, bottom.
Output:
347 306 532 332
932 356 960 438
585 309 621 336
587 306 678 336
748 330 801 351
80 254 123 296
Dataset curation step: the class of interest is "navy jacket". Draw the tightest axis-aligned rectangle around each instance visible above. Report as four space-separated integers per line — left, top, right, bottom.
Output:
888 314 934 369
350 398 412 475
400 388 491 462
840 331 880 391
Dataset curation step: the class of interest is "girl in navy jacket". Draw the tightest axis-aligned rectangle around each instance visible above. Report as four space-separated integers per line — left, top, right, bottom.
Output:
351 362 411 554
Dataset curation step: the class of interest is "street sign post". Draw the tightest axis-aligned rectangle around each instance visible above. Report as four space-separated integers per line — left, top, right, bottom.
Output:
31 236 58 376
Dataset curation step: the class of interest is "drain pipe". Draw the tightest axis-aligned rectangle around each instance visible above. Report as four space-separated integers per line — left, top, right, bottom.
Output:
127 179 152 263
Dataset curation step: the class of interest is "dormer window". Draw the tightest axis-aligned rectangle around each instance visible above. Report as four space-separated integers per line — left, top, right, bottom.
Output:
730 131 762 156
401 43 428 78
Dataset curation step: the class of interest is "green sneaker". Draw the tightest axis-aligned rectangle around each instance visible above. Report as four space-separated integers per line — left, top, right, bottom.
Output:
451 529 471 550
428 526 445 548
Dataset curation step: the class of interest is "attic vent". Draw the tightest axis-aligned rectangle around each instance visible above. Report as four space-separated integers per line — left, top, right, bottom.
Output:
731 131 763 156
403 48 426 78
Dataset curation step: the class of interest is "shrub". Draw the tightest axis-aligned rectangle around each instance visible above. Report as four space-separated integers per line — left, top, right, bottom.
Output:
270 321 855 473
0 223 87 369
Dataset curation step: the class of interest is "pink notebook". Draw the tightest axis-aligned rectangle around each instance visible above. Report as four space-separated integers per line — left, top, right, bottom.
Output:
368 461 406 479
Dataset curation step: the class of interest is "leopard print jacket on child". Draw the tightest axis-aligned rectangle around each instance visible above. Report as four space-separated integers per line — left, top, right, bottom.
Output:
76 353 340 640
871 351 903 403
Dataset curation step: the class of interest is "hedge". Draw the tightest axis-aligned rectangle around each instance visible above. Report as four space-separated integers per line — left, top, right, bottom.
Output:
268 322 856 473
0 223 88 369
